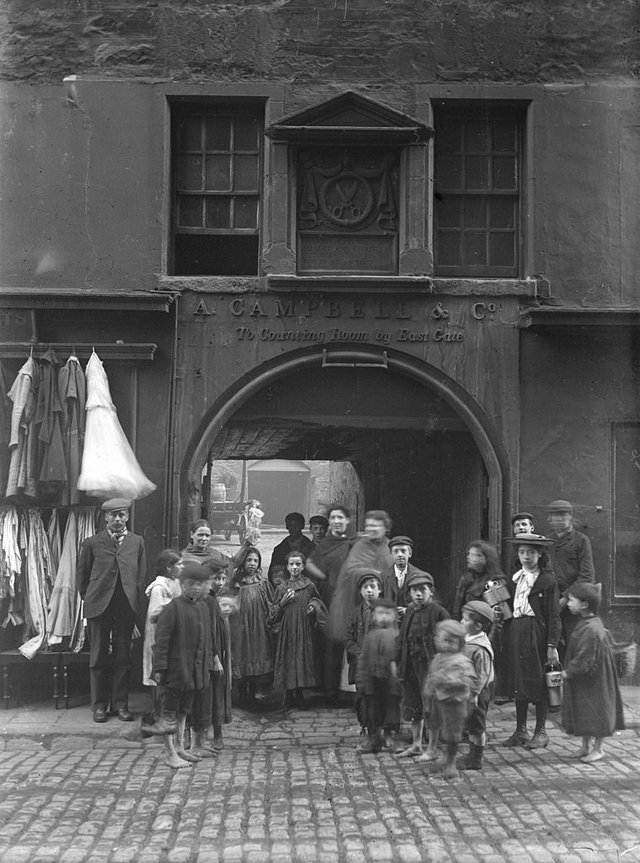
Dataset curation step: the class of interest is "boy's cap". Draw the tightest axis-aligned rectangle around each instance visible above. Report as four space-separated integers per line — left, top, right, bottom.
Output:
462 600 495 625
102 498 131 512
511 512 535 524
546 499 573 513
373 598 396 610
406 571 434 590
179 563 212 582
436 619 466 641
354 568 382 589
389 535 413 549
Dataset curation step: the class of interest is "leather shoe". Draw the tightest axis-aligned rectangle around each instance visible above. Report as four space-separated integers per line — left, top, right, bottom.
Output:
93 708 108 723
115 708 134 722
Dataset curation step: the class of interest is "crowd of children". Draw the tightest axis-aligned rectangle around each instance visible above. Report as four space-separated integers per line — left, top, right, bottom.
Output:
140 516 625 775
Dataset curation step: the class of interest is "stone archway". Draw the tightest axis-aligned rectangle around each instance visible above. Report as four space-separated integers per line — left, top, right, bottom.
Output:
178 345 509 555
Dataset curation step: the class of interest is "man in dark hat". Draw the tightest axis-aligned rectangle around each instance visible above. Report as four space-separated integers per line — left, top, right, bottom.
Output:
545 500 596 653
511 512 536 536
76 498 147 723
382 535 428 619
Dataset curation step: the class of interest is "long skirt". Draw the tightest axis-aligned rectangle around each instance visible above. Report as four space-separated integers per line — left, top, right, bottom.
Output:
509 616 546 703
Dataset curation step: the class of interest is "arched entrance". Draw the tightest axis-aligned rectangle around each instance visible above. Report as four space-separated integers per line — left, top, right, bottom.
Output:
179 346 508 605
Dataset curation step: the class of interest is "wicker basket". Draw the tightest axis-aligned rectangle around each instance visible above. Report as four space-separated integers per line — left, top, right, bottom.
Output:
612 640 637 682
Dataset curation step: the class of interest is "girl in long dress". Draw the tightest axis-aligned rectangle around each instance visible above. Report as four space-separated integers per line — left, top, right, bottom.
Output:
269 551 328 710
230 546 274 707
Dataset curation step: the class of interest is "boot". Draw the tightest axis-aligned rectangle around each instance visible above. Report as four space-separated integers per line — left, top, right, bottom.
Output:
360 732 381 754
464 742 484 770
526 702 549 749
443 742 459 779
503 726 529 747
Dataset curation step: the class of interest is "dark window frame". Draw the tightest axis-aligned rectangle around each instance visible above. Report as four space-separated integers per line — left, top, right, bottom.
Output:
170 99 265 277
433 102 526 278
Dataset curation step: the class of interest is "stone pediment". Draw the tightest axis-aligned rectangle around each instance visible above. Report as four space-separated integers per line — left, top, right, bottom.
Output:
266 91 432 144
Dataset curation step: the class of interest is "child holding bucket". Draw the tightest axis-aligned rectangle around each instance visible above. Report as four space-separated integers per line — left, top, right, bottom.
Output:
561 583 624 762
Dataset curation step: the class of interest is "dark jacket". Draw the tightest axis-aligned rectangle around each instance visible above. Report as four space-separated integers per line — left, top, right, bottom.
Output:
153 594 214 691
508 567 562 647
381 562 426 609
396 601 450 678
345 601 375 685
452 570 491 619
547 528 595 596
76 530 147 617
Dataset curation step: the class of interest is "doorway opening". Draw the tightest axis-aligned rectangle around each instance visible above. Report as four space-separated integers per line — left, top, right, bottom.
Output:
186 353 501 607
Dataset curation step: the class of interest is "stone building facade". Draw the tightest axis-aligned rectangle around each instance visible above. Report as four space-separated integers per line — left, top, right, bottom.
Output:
1 1 639 640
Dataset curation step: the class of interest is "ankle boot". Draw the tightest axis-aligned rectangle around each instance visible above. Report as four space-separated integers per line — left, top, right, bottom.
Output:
464 742 484 770
526 726 549 749
503 726 529 747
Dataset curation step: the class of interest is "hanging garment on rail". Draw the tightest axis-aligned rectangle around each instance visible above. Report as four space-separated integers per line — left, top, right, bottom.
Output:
69 506 98 653
35 348 67 492
0 362 12 494
77 351 156 501
19 508 55 659
6 356 38 499
58 355 86 506
47 508 62 576
46 509 79 645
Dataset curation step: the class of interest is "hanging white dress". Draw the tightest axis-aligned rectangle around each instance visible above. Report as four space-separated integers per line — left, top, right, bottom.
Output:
77 352 156 500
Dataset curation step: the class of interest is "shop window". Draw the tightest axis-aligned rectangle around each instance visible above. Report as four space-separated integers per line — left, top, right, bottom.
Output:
171 103 263 276
613 423 640 601
433 103 524 278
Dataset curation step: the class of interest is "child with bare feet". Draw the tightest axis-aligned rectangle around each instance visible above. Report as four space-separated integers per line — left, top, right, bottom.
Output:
395 571 449 759
205 575 236 751
346 570 383 736
561 583 624 763
150 563 217 769
422 620 478 779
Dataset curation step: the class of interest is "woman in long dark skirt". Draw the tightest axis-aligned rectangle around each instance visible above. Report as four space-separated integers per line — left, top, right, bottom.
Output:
503 534 561 750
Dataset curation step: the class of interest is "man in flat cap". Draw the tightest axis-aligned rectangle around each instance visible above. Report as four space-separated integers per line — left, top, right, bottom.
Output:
77 498 147 723
382 536 427 620
546 499 596 653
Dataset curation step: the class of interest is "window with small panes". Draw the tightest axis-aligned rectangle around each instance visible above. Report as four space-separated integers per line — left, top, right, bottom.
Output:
171 103 263 276
433 103 525 278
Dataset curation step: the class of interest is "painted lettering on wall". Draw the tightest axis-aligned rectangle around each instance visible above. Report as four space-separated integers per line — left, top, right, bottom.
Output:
236 326 464 344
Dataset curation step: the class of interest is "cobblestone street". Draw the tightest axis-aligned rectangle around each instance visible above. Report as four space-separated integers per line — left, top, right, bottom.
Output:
1 695 639 863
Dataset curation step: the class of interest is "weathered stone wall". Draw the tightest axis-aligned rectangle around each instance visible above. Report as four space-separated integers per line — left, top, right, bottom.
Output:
1 1 638 86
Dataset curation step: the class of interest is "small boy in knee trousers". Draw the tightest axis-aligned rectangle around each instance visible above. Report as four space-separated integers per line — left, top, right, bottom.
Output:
149 563 216 769
396 571 450 759
356 598 401 753
462 600 496 770
345 570 383 737
423 619 478 779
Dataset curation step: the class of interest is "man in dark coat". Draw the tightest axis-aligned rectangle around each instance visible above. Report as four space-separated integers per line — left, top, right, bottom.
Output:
76 498 147 723
545 499 596 653
268 512 315 581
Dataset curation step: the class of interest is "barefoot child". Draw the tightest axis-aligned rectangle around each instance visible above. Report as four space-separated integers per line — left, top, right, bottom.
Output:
205 570 234 751
150 563 216 769
356 597 401 753
269 551 328 710
345 570 382 735
461 600 495 770
561 583 624 762
396 571 450 759
422 619 478 779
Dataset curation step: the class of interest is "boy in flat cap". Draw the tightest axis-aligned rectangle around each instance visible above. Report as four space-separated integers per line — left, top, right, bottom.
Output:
461 600 496 770
76 498 147 724
422 619 479 779
396 571 450 759
356 598 401 754
149 563 216 768
345 569 382 735
382 535 426 621
546 500 596 655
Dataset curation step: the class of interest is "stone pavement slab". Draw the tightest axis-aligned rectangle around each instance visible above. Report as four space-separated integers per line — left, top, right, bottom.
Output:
0 690 638 862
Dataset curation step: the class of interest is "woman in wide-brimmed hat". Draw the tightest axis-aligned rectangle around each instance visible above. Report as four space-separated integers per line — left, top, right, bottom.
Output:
502 534 561 750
